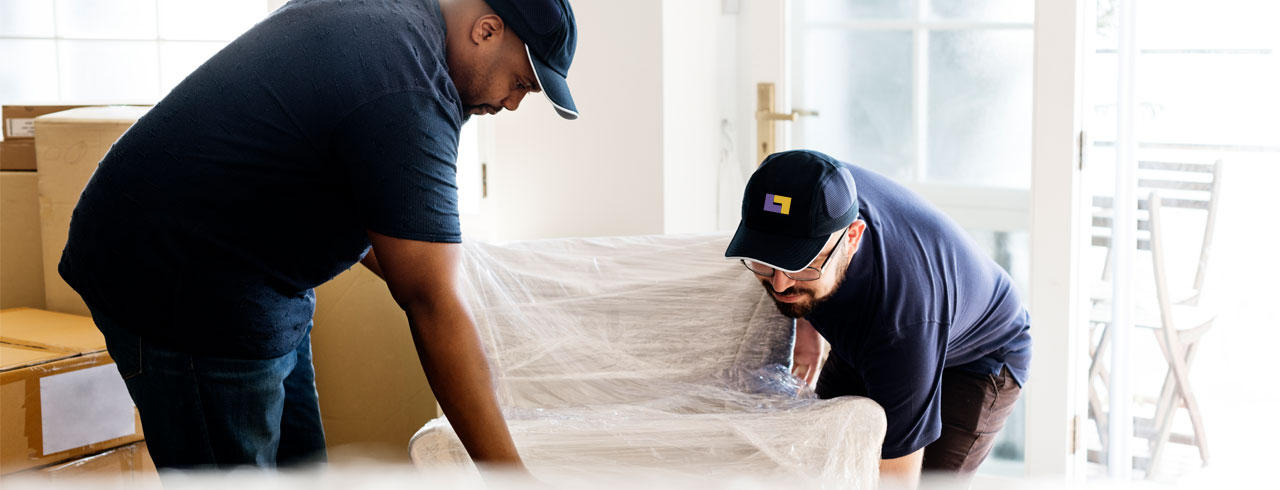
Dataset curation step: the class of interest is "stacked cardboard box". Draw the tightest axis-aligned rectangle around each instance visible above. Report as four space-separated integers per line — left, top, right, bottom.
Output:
33 106 151 315
0 171 44 309
28 442 157 485
1 105 151 313
0 105 94 309
2 105 85 171
0 308 148 476
1 104 147 171
0 442 158 488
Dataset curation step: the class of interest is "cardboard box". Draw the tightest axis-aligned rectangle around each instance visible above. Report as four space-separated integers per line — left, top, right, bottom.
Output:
35 442 157 483
33 106 150 315
0 308 143 475
2 105 90 141
2 104 149 170
0 442 158 489
1 172 45 309
312 265 441 462
0 140 37 171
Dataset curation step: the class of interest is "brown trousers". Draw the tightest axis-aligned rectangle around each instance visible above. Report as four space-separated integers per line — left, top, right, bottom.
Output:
815 355 1022 473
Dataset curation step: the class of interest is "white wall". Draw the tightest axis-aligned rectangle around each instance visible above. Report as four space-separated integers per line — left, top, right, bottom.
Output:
472 0 735 242
660 0 723 234
475 0 664 241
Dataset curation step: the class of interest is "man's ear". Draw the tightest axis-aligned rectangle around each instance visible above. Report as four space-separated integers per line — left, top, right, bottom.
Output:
470 14 505 46
847 220 867 254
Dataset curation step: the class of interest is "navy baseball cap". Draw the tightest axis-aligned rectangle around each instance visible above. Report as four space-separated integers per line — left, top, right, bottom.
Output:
484 0 579 120
724 150 859 272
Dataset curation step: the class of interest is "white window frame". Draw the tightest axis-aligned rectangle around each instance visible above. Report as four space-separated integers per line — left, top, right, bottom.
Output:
790 2 1035 234
783 0 1092 483
1026 0 1089 481
0 1 275 103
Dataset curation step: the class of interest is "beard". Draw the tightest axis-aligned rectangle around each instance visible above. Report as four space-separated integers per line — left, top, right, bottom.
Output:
451 57 499 114
768 286 821 318
763 255 850 318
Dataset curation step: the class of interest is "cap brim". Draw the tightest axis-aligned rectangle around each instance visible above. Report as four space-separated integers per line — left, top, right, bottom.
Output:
526 45 578 120
724 222 829 273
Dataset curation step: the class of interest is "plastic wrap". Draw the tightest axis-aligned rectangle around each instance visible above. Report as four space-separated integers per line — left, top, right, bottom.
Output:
409 233 886 486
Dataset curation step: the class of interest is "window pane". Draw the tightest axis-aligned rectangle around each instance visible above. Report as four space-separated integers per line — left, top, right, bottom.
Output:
55 0 157 39
158 0 266 41
927 30 1032 188
0 0 56 37
967 229 1029 298
796 29 913 181
928 0 1034 23
965 228 1028 474
58 40 158 101
801 0 913 22
159 42 227 94
0 39 59 101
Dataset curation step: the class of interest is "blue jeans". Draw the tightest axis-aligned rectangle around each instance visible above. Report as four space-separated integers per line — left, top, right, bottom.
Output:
90 308 327 470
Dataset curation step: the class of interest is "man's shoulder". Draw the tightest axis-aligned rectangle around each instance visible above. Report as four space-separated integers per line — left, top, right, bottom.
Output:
278 0 445 28
269 0 448 62
259 0 459 121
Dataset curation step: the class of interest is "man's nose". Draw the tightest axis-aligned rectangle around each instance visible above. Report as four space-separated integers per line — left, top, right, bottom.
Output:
768 269 795 292
502 90 527 111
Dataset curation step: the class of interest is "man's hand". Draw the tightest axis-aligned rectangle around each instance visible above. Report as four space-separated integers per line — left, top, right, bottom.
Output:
792 318 823 385
366 230 525 469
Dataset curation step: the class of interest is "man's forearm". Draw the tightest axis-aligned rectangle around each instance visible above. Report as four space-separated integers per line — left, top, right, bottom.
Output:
405 300 523 467
880 449 923 489
792 318 823 383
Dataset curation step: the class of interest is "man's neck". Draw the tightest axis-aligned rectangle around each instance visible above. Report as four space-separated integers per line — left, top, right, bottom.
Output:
439 0 486 34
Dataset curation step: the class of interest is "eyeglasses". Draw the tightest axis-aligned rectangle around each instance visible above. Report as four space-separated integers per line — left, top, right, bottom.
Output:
741 234 845 282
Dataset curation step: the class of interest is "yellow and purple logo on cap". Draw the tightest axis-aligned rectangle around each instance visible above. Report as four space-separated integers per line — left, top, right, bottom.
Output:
763 194 792 215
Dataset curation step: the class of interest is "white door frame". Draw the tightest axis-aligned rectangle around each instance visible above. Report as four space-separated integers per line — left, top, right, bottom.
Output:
1027 0 1088 480
740 0 1089 480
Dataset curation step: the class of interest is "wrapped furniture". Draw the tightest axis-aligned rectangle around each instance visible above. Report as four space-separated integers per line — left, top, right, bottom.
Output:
409 234 885 486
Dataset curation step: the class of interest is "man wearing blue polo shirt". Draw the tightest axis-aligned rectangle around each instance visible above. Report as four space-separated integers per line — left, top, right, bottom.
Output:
725 150 1031 487
59 0 579 470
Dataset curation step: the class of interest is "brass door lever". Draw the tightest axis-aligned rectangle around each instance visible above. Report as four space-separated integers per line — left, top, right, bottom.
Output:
755 82 818 165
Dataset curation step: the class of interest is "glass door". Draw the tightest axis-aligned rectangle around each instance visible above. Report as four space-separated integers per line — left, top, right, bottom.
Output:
1082 0 1280 483
736 0 1090 481
790 0 1036 476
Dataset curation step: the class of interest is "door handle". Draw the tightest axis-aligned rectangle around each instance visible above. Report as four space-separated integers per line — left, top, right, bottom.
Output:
756 108 820 121
755 82 818 165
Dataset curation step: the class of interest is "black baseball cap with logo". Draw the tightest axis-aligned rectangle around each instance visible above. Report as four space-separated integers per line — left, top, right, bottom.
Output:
724 150 860 272
483 0 579 119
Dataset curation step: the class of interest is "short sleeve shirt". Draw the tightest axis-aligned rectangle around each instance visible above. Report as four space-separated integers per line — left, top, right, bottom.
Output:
59 0 465 358
805 163 1033 459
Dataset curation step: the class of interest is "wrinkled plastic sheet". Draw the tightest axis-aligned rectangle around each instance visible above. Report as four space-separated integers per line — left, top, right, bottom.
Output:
409 233 885 486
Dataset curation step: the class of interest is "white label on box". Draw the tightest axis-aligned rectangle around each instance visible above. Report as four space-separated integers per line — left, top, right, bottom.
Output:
6 118 36 138
39 364 136 455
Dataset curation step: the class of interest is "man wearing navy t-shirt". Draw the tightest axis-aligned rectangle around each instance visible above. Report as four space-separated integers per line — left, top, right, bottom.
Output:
59 0 579 471
725 150 1031 487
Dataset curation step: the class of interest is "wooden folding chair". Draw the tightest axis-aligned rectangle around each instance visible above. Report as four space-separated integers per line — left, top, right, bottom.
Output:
1086 159 1223 476
1139 191 1212 475
1090 159 1224 305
